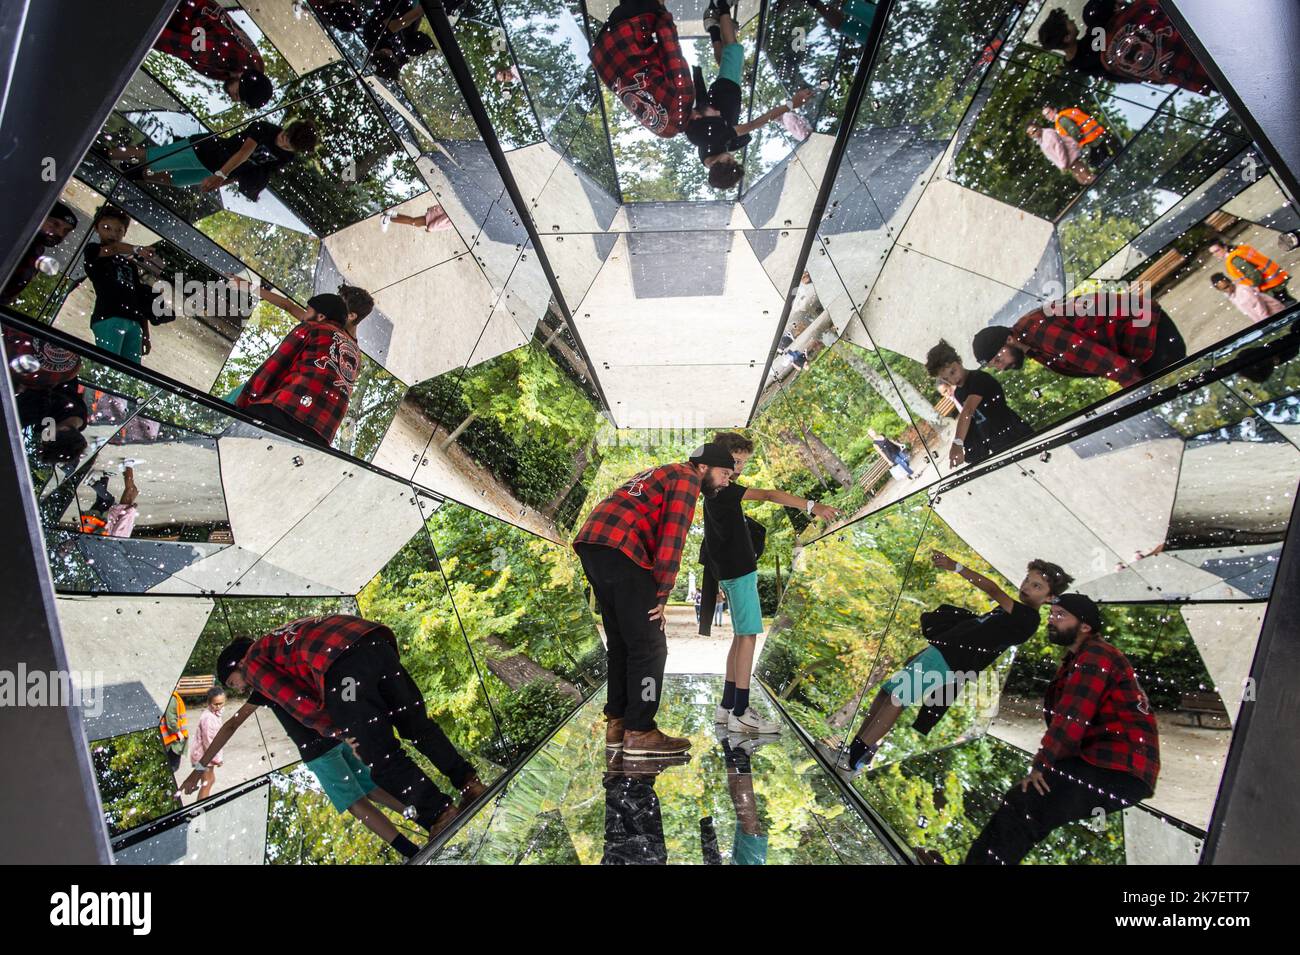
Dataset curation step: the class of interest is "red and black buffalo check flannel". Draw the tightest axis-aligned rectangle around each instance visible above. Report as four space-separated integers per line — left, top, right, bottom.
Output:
1013 293 1159 387
154 0 265 83
1034 638 1160 794
240 615 392 737
590 9 693 138
573 462 702 600
236 320 361 444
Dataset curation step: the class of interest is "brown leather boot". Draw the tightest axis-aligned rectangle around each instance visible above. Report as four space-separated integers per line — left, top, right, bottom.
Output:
622 727 691 758
458 774 487 811
605 716 625 749
424 803 459 839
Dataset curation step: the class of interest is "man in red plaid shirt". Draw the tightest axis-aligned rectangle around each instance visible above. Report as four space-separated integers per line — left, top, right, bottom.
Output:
966 594 1160 864
972 292 1186 388
590 0 694 138
217 614 485 838
154 0 273 109
235 292 362 447
574 442 736 758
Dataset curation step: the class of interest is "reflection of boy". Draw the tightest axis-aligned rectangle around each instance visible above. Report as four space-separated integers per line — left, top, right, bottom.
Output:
686 2 813 191
926 339 1033 468
966 594 1160 864
590 0 694 138
83 205 158 365
840 554 1072 774
110 120 317 198
702 433 840 735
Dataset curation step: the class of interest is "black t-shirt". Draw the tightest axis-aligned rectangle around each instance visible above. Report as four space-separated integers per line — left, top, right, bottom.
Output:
689 77 752 160
929 600 1041 674
955 369 1033 463
193 121 292 174
82 243 148 325
247 690 335 761
702 481 758 581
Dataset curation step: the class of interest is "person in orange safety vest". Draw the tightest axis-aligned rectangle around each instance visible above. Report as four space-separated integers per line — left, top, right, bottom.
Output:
160 690 189 772
1210 241 1293 304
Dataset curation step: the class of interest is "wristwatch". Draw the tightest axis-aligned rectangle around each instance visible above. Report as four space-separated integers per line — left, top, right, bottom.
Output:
805 499 816 515
953 562 965 574
952 438 965 447
214 169 229 180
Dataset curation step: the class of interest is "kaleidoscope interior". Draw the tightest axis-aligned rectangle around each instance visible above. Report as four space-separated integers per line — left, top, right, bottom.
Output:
3 0 1298 866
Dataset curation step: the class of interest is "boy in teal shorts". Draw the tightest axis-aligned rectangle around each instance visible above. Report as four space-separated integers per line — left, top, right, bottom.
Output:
839 553 1073 775
704 433 841 735
687 2 814 190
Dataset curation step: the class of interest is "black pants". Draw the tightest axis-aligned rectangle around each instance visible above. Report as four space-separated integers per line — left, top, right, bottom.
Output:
1270 283 1295 306
576 544 666 731
602 775 667 865
1138 306 1187 378
323 633 475 828
244 403 330 447
964 757 1152 865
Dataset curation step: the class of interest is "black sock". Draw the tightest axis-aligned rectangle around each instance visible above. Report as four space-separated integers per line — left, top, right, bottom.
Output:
721 681 736 709
848 738 869 768
391 834 419 859
733 687 750 716
708 25 721 41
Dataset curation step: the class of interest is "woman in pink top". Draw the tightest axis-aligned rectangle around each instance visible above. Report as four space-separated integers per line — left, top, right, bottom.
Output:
190 687 227 799
1213 272 1287 323
1027 122 1094 185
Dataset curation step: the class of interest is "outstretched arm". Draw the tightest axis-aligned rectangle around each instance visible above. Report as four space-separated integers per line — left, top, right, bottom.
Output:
178 702 257 794
734 89 813 136
226 274 308 321
931 550 1015 612
743 486 840 521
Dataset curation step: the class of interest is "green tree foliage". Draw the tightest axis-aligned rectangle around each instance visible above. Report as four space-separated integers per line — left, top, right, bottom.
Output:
92 729 181 836
265 766 396 865
408 344 603 519
858 736 1128 863
195 210 320 301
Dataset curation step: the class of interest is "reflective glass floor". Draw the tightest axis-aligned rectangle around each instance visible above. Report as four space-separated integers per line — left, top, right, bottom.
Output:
429 675 897 865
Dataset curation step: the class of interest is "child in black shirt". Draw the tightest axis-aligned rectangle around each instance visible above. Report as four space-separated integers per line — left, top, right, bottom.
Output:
926 338 1033 466
685 2 813 190
82 205 161 365
108 120 317 199
838 554 1073 775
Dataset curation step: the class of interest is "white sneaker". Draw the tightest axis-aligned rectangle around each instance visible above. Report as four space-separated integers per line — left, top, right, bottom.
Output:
714 704 731 725
727 708 781 735
380 212 392 231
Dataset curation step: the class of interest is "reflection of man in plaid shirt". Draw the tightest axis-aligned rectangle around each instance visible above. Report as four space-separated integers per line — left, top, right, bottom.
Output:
972 292 1186 388
154 0 272 108
966 594 1159 865
218 614 480 834
236 319 361 447
574 445 734 747
590 0 694 137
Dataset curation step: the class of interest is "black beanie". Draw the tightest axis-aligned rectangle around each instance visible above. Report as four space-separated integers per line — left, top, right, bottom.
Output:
217 638 254 687
688 442 736 469
1054 593 1103 635
48 202 79 228
307 292 349 326
972 325 1013 365
238 69 274 109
